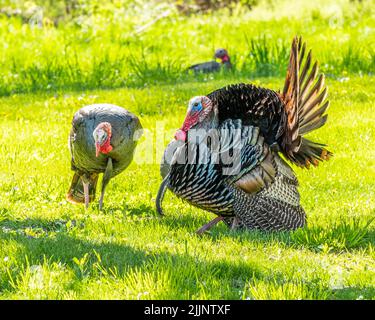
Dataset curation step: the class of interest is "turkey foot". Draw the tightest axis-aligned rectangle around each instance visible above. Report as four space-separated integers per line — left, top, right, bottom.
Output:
196 216 224 235
99 157 113 210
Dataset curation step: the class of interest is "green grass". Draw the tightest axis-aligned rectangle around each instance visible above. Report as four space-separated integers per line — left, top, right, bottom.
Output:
0 0 374 300
0 75 374 300
0 0 374 95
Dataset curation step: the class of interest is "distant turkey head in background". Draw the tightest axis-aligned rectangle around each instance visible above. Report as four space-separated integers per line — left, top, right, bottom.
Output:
93 122 113 157
214 48 231 65
174 96 218 142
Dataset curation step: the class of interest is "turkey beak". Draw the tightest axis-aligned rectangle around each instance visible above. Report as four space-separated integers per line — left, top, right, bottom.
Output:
95 142 100 157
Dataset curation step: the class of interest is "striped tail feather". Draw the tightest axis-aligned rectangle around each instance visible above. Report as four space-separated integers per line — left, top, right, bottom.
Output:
291 138 332 168
280 36 332 168
66 172 98 204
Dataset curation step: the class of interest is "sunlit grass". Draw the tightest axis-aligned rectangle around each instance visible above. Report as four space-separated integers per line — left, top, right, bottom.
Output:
0 0 374 300
0 75 374 299
0 0 373 95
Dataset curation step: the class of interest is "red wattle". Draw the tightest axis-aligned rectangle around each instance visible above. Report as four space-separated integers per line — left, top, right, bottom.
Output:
221 55 229 63
97 139 113 156
181 113 199 131
175 111 200 141
175 129 187 141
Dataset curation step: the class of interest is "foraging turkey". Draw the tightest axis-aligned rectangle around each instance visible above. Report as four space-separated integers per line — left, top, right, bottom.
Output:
157 36 332 233
67 104 142 210
188 48 232 73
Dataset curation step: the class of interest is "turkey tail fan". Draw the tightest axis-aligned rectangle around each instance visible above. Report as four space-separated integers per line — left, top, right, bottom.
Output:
290 137 332 168
66 173 98 204
280 36 332 168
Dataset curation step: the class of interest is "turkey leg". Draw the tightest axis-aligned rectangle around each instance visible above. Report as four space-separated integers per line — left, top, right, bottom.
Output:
196 216 224 235
99 157 113 210
82 181 90 209
231 216 240 230
155 174 169 215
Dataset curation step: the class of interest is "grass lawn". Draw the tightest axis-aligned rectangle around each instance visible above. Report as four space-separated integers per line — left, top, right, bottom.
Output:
0 75 374 299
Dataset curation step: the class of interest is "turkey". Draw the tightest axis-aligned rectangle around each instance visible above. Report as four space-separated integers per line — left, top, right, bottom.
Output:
67 104 142 210
188 48 232 73
157 36 332 234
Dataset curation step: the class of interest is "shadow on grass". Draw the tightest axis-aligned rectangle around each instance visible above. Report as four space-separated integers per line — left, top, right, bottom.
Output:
0 68 249 98
98 203 160 217
0 216 264 298
331 286 375 300
156 208 375 252
1 216 374 299
13 197 369 255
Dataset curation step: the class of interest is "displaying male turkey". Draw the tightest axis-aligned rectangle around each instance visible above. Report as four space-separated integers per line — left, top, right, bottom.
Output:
157 36 332 234
67 104 142 210
188 48 232 73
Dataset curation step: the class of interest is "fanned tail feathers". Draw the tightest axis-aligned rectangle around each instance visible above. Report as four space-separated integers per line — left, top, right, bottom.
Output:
280 36 332 168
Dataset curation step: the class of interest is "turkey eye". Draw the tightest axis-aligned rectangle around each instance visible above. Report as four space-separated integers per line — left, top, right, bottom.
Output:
193 102 199 107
